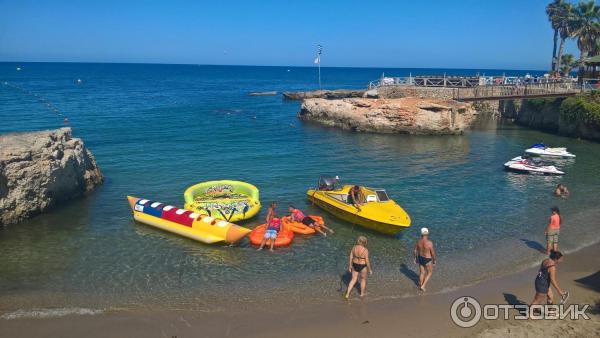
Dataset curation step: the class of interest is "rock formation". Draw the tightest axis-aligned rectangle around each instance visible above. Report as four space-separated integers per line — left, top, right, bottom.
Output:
0 128 103 225
298 97 477 135
283 89 366 100
248 91 278 96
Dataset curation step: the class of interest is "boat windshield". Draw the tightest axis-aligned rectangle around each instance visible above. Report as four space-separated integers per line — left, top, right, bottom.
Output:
375 189 390 202
318 176 338 191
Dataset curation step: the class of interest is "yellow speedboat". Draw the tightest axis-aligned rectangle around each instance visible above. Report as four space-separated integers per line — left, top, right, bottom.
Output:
307 176 411 235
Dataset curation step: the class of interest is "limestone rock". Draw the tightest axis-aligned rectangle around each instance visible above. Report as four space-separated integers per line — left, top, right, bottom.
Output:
0 128 103 225
283 89 365 100
298 97 477 135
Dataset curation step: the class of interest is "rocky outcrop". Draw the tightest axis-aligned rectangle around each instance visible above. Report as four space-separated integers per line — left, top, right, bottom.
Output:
248 91 277 96
0 128 103 225
283 89 365 100
298 97 477 135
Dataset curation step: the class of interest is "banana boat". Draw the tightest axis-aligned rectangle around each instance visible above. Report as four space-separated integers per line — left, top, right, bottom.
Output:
127 196 251 244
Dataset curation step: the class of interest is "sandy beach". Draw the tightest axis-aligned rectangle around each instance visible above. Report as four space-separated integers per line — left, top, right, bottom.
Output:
1 240 598 338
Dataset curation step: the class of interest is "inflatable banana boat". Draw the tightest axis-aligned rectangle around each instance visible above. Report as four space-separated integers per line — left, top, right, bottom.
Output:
249 224 294 247
281 216 325 235
127 196 251 244
184 180 261 222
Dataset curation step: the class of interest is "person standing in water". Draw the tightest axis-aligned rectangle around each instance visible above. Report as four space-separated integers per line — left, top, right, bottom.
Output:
530 250 569 318
414 227 436 292
344 236 372 300
546 206 561 255
266 202 277 224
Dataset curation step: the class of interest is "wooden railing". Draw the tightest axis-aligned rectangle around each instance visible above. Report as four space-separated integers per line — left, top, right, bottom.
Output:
367 75 599 101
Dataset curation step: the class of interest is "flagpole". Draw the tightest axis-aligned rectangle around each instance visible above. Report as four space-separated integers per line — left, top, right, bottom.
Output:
315 44 322 90
318 59 321 90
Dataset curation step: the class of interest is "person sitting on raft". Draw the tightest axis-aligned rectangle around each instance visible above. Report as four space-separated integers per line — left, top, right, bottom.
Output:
288 206 334 236
348 185 364 211
258 216 281 252
554 184 570 198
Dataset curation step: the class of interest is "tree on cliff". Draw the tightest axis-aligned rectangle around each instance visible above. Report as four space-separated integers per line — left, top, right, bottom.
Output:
560 53 578 75
570 1 600 78
546 0 600 77
547 0 569 72
553 2 575 74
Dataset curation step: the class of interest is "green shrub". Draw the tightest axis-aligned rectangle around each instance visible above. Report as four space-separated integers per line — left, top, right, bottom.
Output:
560 90 600 125
522 97 562 112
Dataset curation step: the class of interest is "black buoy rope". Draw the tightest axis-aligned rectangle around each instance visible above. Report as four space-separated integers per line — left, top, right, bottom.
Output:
2 81 71 127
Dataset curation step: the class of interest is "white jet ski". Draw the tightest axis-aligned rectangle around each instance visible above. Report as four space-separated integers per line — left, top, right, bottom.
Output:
504 156 565 175
524 143 575 158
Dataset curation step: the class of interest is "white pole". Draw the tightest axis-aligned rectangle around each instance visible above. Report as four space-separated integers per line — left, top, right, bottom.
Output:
316 44 322 90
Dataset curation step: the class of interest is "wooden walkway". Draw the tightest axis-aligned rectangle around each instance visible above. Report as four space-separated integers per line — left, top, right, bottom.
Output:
452 83 581 101
457 92 578 101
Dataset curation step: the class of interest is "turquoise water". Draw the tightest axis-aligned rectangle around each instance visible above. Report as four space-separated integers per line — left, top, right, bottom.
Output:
1 63 599 313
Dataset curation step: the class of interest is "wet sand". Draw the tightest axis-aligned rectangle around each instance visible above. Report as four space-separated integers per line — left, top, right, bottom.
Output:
1 242 599 338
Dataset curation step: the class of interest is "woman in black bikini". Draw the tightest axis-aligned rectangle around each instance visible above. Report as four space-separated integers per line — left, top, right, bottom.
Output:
344 236 372 300
530 250 569 318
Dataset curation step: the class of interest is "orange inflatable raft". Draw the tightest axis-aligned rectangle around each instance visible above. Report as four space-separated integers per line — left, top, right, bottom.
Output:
249 224 294 247
281 216 324 235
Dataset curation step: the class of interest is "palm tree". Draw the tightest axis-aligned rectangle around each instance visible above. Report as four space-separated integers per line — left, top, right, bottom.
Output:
571 1 600 78
554 2 575 74
547 0 568 72
559 53 577 75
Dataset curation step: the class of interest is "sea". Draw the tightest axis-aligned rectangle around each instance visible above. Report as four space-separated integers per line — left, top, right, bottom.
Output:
1 63 599 317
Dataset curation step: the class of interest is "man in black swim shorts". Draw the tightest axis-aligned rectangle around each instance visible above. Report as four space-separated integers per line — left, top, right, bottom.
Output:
413 227 436 292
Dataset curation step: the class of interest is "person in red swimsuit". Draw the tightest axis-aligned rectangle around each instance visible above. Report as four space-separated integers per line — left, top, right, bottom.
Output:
546 206 561 255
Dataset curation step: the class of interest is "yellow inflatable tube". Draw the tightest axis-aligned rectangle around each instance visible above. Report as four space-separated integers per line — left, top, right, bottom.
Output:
127 196 250 244
183 180 261 222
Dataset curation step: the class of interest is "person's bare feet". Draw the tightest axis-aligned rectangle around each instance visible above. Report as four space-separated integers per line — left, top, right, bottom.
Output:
269 248 274 252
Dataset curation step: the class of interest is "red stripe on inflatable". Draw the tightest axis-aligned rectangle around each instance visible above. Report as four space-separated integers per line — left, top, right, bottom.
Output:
162 208 194 227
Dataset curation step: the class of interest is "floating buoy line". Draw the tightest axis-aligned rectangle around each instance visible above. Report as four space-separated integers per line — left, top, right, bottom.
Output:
2 81 71 126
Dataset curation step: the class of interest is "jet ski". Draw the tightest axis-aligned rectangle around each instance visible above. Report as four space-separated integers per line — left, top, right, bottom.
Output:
504 156 565 175
524 143 575 158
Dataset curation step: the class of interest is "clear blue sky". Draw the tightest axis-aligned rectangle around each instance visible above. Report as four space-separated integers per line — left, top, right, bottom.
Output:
0 0 579 70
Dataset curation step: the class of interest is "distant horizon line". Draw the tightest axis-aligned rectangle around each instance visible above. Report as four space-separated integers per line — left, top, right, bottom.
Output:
0 60 547 73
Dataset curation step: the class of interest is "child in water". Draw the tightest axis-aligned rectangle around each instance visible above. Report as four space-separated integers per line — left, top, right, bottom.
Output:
258 216 281 252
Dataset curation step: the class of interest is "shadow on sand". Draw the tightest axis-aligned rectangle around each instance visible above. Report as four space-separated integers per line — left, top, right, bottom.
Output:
575 270 600 293
520 238 546 253
399 263 420 287
503 292 528 316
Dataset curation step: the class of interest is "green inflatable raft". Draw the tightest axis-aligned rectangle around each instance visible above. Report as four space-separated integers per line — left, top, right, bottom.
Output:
183 180 261 222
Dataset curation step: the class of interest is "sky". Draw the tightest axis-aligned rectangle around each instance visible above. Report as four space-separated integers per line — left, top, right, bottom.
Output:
0 0 581 70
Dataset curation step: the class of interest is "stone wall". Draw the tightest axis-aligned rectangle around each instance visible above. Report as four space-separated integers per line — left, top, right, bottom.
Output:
498 97 600 141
